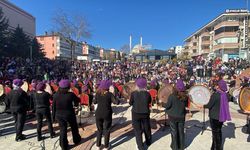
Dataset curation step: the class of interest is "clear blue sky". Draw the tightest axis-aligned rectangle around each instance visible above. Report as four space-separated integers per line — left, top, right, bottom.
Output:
9 0 248 50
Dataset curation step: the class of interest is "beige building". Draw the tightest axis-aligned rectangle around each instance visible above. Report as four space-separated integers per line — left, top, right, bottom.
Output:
37 33 83 60
184 9 250 60
37 34 101 61
0 0 35 37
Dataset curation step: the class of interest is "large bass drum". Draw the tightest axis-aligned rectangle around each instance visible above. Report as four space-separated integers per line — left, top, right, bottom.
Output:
239 87 250 112
158 84 173 106
21 81 29 92
0 84 4 96
121 82 137 101
188 85 211 106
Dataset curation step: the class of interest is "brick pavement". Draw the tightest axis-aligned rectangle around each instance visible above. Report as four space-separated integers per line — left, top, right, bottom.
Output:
0 103 249 150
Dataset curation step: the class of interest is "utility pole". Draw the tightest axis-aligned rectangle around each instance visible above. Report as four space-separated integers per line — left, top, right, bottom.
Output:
30 45 33 62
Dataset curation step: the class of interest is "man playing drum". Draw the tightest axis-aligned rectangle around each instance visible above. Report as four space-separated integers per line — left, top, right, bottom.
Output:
199 79 231 150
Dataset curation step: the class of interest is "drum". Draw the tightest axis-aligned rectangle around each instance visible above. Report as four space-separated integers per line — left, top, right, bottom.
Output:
239 87 250 112
232 88 241 99
121 82 137 100
21 81 29 92
0 101 6 113
188 85 211 106
158 84 173 105
229 87 237 96
45 83 52 95
0 84 4 96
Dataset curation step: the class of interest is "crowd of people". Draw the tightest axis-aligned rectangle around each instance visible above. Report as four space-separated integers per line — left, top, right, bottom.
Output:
0 56 250 150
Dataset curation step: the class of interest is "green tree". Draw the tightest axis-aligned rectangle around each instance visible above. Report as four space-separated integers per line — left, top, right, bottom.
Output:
0 8 10 56
8 26 31 57
31 38 45 58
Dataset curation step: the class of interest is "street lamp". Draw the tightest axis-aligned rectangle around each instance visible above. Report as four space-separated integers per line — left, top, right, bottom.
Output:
29 45 33 62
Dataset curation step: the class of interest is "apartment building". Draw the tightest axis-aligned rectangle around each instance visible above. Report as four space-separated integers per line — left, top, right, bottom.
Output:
0 0 35 37
184 9 250 60
82 43 101 61
36 33 82 60
37 33 101 61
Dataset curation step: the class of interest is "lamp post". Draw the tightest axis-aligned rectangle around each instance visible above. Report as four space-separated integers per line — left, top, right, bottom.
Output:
30 45 33 62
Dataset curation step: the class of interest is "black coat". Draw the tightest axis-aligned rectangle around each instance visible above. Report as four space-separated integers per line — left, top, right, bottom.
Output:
204 92 221 120
5 89 29 113
129 90 151 114
52 92 80 119
164 94 187 121
94 91 119 119
33 91 51 113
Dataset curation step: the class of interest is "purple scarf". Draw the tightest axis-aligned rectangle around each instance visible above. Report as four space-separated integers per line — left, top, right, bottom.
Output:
217 90 231 122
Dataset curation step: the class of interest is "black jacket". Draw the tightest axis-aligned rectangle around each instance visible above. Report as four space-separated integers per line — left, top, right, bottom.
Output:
94 91 119 119
5 89 29 113
52 92 80 119
204 92 221 120
164 94 187 121
33 92 51 112
129 90 151 114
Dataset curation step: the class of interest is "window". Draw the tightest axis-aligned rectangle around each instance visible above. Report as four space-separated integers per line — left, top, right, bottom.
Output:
52 44 54 47
52 51 54 54
52 36 54 40
215 37 238 45
193 49 197 53
202 36 210 41
201 45 210 50
215 26 239 35
40 37 44 41
193 42 197 46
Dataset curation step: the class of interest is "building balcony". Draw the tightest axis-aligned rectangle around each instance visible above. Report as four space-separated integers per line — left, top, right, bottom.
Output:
191 52 199 57
191 46 198 49
214 21 240 30
213 43 239 50
214 32 238 40
201 41 211 45
184 42 192 47
202 49 210 54
201 32 210 37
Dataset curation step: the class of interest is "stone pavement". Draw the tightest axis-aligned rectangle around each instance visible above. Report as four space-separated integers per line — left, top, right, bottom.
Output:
0 102 249 150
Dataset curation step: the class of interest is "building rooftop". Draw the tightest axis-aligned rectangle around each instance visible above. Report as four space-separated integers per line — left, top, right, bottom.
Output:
184 9 250 42
134 49 176 56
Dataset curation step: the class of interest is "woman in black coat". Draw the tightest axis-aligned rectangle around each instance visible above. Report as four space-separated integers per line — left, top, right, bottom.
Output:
93 80 119 150
163 79 188 150
52 79 81 150
34 82 55 141
202 79 231 150
129 78 152 150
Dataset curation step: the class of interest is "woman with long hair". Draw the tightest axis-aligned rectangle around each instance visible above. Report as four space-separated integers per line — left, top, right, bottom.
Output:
34 82 55 141
94 80 119 150
129 78 152 150
163 79 188 150
52 79 81 150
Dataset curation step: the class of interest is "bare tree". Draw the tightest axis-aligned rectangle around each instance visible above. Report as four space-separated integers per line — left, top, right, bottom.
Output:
52 10 91 61
120 44 130 54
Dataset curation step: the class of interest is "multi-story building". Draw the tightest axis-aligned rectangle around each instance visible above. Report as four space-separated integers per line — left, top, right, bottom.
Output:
184 9 250 60
82 43 101 61
174 46 183 58
37 33 101 61
36 33 83 60
0 0 35 37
